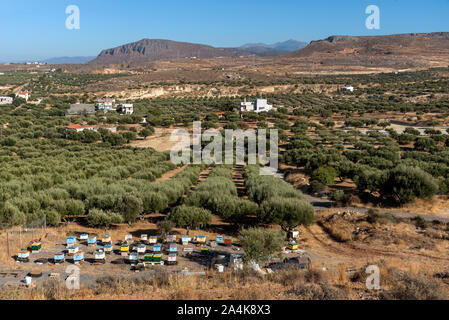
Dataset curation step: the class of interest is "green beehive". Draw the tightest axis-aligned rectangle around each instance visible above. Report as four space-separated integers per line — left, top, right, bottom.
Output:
153 254 162 262
201 247 209 255
144 254 153 262
31 242 41 251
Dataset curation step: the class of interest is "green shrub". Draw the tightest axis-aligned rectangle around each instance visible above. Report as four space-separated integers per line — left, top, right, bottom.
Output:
311 167 337 185
239 228 284 263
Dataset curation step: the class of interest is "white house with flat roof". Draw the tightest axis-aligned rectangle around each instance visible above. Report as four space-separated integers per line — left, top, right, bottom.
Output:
239 99 273 113
0 97 13 105
96 98 116 112
121 103 134 115
340 85 354 93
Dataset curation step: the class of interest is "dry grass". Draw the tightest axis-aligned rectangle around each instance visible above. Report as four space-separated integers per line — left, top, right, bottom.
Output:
2 260 449 300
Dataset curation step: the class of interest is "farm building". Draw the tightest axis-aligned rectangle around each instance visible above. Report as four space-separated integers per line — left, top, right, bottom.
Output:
67 103 96 115
120 103 134 115
96 98 116 112
15 90 30 101
65 124 97 134
239 98 273 113
0 96 13 105
340 85 354 92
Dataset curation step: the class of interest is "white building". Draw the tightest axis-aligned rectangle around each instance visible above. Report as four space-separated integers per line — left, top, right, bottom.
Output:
340 85 354 93
121 103 134 115
96 98 116 112
15 91 30 101
0 96 13 105
239 99 273 113
65 124 97 134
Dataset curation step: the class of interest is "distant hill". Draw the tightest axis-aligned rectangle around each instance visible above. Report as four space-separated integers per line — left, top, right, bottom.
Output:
90 39 249 64
240 39 307 51
288 32 449 68
237 39 307 56
42 56 95 64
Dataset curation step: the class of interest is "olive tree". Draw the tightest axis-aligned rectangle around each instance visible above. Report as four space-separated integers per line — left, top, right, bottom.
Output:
168 205 212 231
259 197 314 232
239 228 284 263
381 165 438 204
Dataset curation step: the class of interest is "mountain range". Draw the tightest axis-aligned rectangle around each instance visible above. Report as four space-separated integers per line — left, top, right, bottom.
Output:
89 39 308 64
237 39 308 56
31 33 449 69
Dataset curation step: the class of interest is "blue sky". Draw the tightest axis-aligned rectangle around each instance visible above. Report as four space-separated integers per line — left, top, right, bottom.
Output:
1 0 448 61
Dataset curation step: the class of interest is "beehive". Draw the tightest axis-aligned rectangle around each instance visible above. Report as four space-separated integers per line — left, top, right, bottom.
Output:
169 244 178 253
149 236 158 244
153 244 161 252
95 249 105 260
141 234 148 242
128 252 139 262
144 254 153 262
166 234 176 243
104 244 113 253
216 236 224 243
181 235 190 244
120 244 130 252
168 253 177 262
31 242 41 251
288 241 298 250
153 254 162 263
18 250 30 259
79 234 89 241
68 246 79 255
224 236 232 245
102 233 111 243
88 237 97 245
66 236 76 246
74 252 84 262
54 253 65 263
137 244 146 254
18 250 30 261
201 247 209 255
196 235 207 243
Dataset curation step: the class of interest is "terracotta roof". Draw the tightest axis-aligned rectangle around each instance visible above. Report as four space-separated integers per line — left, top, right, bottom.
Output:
65 124 95 130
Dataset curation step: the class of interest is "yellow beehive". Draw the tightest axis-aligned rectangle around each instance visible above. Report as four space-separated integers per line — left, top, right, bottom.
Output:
288 242 298 250
102 234 111 243
120 244 130 252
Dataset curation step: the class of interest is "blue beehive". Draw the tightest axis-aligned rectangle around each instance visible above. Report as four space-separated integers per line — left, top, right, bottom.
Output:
54 253 65 262
66 236 76 245
68 245 79 254
79 234 89 241
216 236 224 243
88 237 97 245
153 244 161 252
128 252 139 262
18 250 30 259
74 252 84 262
169 244 178 253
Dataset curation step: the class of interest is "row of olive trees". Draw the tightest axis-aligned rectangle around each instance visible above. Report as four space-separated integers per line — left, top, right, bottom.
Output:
244 165 315 233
